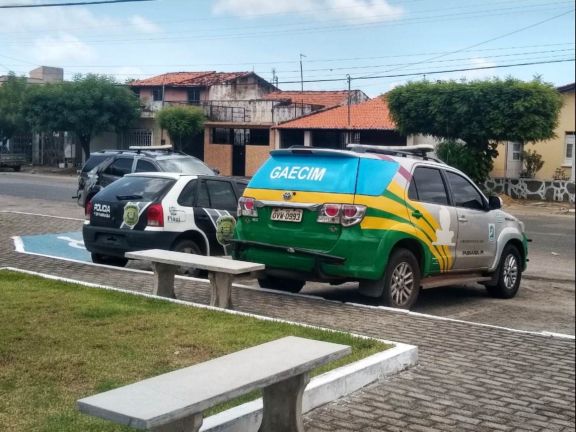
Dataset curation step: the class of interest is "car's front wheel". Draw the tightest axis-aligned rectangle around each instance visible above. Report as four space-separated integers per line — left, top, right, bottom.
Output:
380 248 421 309
258 276 305 293
172 239 205 278
485 244 522 299
91 253 128 267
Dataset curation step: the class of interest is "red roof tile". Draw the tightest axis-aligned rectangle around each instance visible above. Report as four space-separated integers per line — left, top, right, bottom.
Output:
263 91 351 108
130 71 254 87
274 97 396 130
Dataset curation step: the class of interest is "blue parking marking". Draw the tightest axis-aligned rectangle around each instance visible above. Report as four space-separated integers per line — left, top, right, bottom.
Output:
14 231 92 263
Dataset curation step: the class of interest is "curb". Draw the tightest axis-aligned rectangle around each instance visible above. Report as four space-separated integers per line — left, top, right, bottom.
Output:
201 343 418 432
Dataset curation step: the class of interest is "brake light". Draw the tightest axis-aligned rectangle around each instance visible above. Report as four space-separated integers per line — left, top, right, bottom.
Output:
317 203 366 226
341 204 366 227
85 200 93 220
147 203 164 227
238 197 258 217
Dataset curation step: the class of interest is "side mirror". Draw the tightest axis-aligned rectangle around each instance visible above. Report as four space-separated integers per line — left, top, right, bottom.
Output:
212 167 221 175
488 195 502 210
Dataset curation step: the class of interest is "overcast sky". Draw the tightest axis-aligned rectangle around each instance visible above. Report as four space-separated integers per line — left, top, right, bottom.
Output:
0 0 574 96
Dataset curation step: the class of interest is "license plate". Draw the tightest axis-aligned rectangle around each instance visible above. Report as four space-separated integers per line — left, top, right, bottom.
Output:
271 208 303 223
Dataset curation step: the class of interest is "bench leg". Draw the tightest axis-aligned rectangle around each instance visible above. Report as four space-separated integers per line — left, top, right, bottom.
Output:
259 372 309 432
208 272 233 309
151 413 203 432
152 263 177 299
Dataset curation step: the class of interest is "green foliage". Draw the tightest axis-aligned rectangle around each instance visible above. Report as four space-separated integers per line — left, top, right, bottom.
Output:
436 140 498 185
0 73 30 147
520 148 544 178
387 77 562 147
157 105 205 151
386 77 562 183
24 74 140 158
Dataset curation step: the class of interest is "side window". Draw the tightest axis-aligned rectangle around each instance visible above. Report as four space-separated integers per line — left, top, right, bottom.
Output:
104 158 133 177
178 180 198 207
235 182 247 198
446 171 485 210
135 159 157 173
206 180 237 211
409 167 449 205
197 181 211 208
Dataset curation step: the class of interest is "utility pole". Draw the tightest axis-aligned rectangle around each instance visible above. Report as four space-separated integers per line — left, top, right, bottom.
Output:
299 53 306 92
347 74 351 127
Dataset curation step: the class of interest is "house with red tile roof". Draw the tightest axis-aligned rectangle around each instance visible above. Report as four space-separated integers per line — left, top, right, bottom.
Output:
126 71 370 176
273 97 406 149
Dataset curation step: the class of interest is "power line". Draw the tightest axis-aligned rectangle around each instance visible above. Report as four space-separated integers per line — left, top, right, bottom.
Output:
358 9 575 79
3 2 572 46
0 0 154 8
275 58 575 84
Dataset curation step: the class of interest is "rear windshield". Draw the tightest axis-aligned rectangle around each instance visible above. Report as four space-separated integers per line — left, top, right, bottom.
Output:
249 154 400 195
249 154 360 194
95 176 175 202
157 157 215 176
82 154 112 173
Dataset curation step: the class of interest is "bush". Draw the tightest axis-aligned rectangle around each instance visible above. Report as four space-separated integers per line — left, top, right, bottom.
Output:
520 148 544 178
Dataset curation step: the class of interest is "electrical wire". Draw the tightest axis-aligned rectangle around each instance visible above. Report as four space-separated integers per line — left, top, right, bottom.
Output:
0 0 154 8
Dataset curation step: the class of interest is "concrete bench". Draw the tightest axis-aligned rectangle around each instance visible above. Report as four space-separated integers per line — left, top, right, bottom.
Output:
77 336 351 432
126 249 264 309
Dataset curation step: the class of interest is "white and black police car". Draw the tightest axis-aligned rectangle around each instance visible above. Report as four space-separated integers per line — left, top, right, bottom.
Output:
82 172 247 273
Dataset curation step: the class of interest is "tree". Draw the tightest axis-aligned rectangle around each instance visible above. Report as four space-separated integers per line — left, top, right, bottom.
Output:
0 73 29 148
24 74 140 159
386 77 562 183
157 105 205 152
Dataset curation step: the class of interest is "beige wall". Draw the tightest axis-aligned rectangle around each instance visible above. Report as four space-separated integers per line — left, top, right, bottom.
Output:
492 90 575 180
246 145 272 176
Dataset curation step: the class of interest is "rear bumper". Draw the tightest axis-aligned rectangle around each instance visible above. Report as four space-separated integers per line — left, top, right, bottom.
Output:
83 225 178 258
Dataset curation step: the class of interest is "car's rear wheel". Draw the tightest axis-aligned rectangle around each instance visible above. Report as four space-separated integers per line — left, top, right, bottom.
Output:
258 276 305 293
485 244 522 299
380 248 421 309
172 239 205 278
91 253 128 267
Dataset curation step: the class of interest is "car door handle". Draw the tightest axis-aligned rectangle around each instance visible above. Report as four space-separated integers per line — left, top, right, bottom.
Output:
458 216 468 222
412 210 423 219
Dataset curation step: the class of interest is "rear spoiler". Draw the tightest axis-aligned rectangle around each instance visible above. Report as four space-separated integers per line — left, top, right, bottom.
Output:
270 147 358 158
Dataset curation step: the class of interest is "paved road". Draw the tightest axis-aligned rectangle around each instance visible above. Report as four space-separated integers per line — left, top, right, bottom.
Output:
0 171 77 203
0 206 574 432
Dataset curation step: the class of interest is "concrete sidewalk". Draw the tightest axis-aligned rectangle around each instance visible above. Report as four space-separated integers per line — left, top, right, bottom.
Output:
1 209 574 432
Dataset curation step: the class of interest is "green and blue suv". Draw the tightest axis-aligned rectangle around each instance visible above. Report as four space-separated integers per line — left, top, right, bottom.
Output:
233 144 528 309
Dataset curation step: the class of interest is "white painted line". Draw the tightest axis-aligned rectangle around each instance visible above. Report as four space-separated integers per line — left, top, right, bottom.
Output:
2 266 573 341
345 301 576 340
0 210 84 221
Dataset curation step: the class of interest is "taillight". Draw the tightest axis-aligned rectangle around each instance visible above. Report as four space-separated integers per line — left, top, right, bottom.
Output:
238 197 258 217
85 200 93 220
317 203 366 226
318 204 341 224
341 204 366 227
147 203 164 227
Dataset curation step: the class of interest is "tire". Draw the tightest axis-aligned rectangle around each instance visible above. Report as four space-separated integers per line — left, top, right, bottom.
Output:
91 253 128 267
172 239 205 278
258 276 305 293
485 244 522 299
380 249 421 309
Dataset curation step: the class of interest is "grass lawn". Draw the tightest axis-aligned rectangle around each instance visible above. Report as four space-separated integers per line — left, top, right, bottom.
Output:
0 270 389 431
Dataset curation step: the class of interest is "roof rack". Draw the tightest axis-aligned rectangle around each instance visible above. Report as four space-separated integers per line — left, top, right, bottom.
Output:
128 145 174 152
347 144 441 162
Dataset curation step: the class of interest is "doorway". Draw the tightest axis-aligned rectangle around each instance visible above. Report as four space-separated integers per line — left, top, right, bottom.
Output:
505 141 523 178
